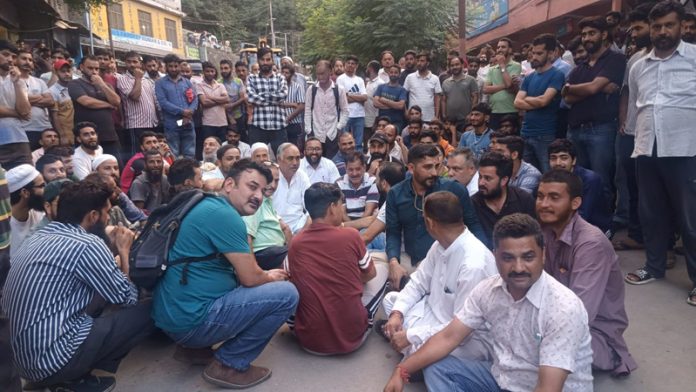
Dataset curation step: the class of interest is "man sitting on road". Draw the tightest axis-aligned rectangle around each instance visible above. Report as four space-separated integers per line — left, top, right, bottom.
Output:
446 148 479 196
273 143 311 234
300 137 340 184
337 152 379 220
491 135 541 194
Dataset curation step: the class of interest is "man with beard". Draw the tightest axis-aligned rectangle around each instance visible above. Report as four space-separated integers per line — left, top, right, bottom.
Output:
91 154 147 225
398 50 417 86
142 55 161 81
202 145 242 192
537 170 636 376
442 57 479 127
280 64 306 149
247 47 288 155
152 159 297 389
300 137 340 184
7 164 45 257
36 154 67 182
383 124 408 163
155 54 198 159
2 180 154 392
31 128 60 163
447 148 479 196
471 151 535 249
72 121 103 180
467 57 487 105
403 53 442 122
68 55 122 159
491 135 542 195
513 34 566 173
562 16 626 208
386 144 485 289
219 59 246 132
120 131 159 194
129 149 169 213
365 61 385 144
332 132 357 176
374 65 408 131
566 35 589 65
250 143 270 163
222 128 251 157
402 118 423 148
0 40 32 169
683 12 696 43
337 152 379 220
457 103 493 159
29 177 72 235
243 162 292 270
116 51 159 157
16 50 54 149
201 136 221 164
48 59 75 145
167 157 203 197
273 143 311 234
336 55 368 151
483 38 522 130
366 132 400 176
625 1 696 307
198 62 230 144
304 60 349 158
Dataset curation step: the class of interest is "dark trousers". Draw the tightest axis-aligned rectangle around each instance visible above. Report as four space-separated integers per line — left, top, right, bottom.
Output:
37 301 155 387
321 137 339 159
254 245 288 270
127 128 157 157
0 142 32 170
26 132 42 151
200 125 228 160
488 112 518 132
283 123 304 151
617 134 642 243
248 125 287 157
555 108 569 139
0 316 21 392
637 153 696 285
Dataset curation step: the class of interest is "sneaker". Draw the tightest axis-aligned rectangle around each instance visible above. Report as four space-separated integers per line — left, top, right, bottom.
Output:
173 345 214 366
47 375 115 392
202 359 271 389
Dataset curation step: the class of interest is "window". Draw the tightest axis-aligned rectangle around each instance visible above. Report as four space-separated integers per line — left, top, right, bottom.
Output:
108 3 125 31
138 10 153 37
164 18 178 48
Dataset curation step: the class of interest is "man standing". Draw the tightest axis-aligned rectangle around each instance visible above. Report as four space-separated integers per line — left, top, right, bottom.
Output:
336 55 368 151
198 62 230 143
151 159 297 389
381 191 496 360
129 149 169 213
399 50 417 86
446 148 479 196
219 59 246 132
280 64 305 149
537 170 637 376
373 65 408 130
0 46 32 169
383 214 593 392
624 1 696 307
2 181 153 391
305 60 349 158
403 53 442 122
364 60 384 144
247 47 288 155
7 164 45 257
482 38 522 130
72 122 103 180
300 137 340 184
289 182 388 355
48 59 75 145
116 51 159 157
386 144 485 288
17 50 53 149
562 16 626 204
337 152 379 220
273 143 311 234
513 34 566 172
457 103 493 159
68 55 122 159
471 151 536 248
683 12 696 43
155 54 198 159
441 56 479 126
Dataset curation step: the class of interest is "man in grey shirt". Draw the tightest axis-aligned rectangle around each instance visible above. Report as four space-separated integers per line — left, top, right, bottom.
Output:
129 149 169 213
442 56 479 126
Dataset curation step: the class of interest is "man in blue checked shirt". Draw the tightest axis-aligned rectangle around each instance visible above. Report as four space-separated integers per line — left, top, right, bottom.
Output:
247 47 288 156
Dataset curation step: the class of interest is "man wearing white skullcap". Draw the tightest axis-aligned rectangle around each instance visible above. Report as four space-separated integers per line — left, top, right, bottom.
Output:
91 154 119 182
250 142 271 163
7 164 46 257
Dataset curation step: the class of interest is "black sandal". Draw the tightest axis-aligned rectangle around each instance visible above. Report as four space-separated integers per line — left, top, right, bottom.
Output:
687 288 696 306
625 268 656 285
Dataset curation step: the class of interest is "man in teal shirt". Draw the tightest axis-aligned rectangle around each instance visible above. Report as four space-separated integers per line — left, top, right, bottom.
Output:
483 37 522 130
152 159 298 389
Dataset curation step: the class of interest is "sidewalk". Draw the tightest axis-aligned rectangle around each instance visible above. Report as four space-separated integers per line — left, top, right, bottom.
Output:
114 246 696 391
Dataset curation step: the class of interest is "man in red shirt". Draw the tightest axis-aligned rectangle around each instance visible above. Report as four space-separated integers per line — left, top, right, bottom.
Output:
288 182 388 355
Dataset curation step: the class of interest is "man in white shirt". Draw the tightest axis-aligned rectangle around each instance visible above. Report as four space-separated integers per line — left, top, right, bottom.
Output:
222 128 250 158
446 148 479 196
7 164 46 258
299 137 340 184
72 122 103 180
381 191 496 360
273 143 310 233
364 60 384 143
403 53 442 122
17 50 54 149
383 213 593 392
336 55 368 151
304 60 349 159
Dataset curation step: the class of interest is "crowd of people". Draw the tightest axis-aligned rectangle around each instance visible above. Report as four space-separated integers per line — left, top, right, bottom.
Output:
0 0 695 391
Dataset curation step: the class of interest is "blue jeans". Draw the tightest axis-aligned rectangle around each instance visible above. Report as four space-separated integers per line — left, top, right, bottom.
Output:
165 124 196 159
366 231 386 252
166 282 299 371
345 117 365 150
424 356 500 392
523 133 555 173
567 121 616 206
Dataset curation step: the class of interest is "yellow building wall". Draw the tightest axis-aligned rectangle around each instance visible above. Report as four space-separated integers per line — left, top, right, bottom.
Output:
90 0 184 55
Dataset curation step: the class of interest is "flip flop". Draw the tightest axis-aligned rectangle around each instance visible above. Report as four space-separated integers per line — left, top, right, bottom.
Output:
625 268 657 285
687 288 696 307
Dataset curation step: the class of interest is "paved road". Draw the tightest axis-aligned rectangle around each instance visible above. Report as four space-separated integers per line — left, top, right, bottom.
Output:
114 241 696 392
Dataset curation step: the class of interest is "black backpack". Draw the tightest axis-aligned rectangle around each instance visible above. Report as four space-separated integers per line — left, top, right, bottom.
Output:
129 189 219 289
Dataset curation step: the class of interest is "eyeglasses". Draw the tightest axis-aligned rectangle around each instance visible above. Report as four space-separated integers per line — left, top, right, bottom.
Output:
305 147 322 152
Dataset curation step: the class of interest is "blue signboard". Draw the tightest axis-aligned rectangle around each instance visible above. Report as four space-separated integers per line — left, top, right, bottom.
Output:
466 0 509 38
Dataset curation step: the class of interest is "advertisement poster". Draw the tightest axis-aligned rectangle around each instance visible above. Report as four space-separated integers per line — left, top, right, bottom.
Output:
466 0 509 38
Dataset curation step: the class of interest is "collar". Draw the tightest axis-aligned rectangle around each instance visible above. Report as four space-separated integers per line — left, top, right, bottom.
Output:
416 71 433 79
555 212 580 246
493 270 548 308
316 80 336 91
647 40 687 61
440 229 470 258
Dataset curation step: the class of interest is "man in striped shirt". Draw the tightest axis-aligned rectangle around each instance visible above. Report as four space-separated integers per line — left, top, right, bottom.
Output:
280 63 306 149
116 51 159 157
337 152 379 220
1 181 154 391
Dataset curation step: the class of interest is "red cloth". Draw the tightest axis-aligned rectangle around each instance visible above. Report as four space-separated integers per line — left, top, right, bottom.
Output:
120 152 143 194
103 73 123 129
288 223 368 354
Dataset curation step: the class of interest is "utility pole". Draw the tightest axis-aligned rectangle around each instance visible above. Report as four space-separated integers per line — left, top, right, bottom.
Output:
269 1 276 48
284 32 288 55
106 1 115 58
458 0 466 55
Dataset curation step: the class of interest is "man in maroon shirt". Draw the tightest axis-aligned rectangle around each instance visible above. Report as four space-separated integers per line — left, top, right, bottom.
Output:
288 182 388 355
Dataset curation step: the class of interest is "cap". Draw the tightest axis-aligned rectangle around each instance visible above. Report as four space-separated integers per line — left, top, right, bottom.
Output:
369 132 389 145
53 59 70 71
250 142 269 155
7 164 40 193
91 154 118 171
44 178 73 202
